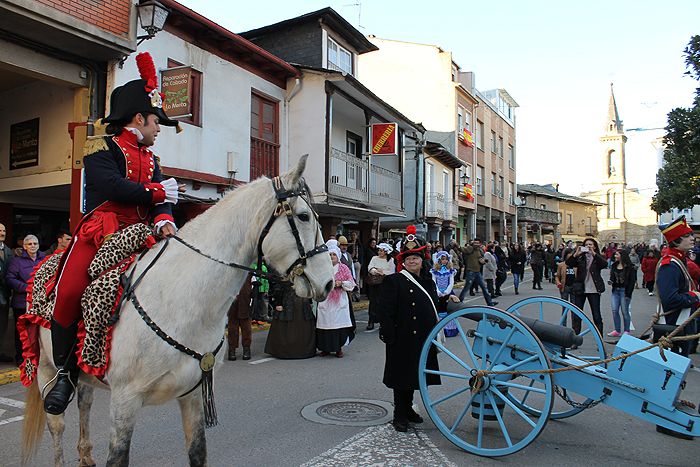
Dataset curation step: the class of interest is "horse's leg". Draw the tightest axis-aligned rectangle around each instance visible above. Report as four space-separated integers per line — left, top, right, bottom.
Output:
77 383 97 467
105 394 142 467
178 392 207 467
46 413 65 467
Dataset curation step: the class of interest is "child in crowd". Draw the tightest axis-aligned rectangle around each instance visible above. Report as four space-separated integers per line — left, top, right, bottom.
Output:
431 251 458 337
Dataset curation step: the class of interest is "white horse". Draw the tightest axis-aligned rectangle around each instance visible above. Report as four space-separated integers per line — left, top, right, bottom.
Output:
21 156 334 466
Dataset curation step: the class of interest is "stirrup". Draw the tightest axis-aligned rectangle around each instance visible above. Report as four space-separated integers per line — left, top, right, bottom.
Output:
41 368 77 404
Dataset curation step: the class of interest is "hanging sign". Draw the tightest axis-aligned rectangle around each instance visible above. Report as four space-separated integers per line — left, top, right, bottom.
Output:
10 118 40 170
371 122 398 156
161 66 192 118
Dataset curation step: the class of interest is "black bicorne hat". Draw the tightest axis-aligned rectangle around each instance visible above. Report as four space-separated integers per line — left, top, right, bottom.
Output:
103 52 179 128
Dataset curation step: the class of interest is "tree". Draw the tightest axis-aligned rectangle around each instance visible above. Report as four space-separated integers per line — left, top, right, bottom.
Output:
651 35 700 214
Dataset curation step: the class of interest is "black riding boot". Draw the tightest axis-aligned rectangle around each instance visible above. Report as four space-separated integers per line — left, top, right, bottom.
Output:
44 320 79 415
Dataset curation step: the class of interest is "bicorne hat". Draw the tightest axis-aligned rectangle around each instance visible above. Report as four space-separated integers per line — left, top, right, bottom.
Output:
103 52 179 128
395 225 427 269
660 215 694 244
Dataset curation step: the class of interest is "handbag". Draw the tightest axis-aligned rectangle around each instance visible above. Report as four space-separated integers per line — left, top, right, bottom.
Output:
652 323 686 343
365 273 384 286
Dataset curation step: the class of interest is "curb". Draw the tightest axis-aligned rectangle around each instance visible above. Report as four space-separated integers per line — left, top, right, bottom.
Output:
0 368 20 386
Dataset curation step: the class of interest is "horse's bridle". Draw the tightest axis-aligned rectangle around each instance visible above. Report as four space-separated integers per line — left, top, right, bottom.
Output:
255 176 328 281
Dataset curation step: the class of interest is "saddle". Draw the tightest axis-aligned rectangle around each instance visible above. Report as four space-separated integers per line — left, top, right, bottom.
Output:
19 223 155 386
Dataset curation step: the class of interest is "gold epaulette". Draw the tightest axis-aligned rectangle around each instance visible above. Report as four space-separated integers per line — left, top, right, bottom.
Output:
83 136 109 156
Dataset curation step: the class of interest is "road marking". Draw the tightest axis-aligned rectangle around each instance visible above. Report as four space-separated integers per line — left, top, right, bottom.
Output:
300 423 457 467
363 328 378 333
0 416 24 426
0 396 25 409
249 357 276 365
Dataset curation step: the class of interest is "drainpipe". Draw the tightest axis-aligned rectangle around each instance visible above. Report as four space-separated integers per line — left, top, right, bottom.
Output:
472 101 479 239
284 78 302 170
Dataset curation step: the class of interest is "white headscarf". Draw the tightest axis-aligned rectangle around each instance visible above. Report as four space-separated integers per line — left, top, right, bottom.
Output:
326 239 341 261
377 242 393 255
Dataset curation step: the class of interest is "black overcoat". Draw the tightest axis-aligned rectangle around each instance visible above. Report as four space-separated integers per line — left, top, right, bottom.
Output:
378 271 441 390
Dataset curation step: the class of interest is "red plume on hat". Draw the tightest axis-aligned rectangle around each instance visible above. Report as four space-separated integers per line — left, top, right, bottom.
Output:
135 52 159 95
406 225 417 235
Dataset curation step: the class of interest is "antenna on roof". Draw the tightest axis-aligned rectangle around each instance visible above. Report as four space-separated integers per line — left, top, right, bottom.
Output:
343 1 363 29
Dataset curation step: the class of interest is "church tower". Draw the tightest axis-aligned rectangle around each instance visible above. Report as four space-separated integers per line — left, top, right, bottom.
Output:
600 83 627 220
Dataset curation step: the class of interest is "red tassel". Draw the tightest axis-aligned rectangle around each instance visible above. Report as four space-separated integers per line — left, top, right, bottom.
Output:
406 225 417 235
136 52 158 92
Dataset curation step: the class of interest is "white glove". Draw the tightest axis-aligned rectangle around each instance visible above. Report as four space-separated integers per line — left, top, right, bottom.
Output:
155 219 177 234
159 177 179 205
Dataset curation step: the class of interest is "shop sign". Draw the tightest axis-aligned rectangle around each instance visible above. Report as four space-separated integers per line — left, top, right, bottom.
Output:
371 122 398 155
10 118 39 170
161 66 192 118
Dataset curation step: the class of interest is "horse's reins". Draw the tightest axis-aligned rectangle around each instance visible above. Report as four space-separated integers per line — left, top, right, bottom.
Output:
115 176 327 428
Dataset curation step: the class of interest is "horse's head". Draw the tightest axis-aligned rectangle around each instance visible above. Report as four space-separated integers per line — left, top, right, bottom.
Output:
261 155 334 301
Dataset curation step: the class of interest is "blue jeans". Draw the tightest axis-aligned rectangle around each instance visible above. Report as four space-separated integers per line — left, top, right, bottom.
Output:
459 271 494 305
513 273 521 289
610 288 631 332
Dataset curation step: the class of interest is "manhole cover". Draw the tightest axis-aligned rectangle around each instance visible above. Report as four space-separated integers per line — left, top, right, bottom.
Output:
301 398 393 426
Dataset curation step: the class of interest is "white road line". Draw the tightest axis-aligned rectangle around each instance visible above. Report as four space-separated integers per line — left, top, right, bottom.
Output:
0 416 24 426
249 357 276 365
0 396 25 409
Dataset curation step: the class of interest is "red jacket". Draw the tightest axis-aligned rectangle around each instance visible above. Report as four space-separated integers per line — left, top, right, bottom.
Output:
641 256 659 283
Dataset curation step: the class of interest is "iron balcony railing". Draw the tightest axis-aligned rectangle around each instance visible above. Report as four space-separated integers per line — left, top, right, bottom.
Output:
426 192 457 221
517 206 560 224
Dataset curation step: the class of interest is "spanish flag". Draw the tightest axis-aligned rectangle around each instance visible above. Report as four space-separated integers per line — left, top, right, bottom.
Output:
462 183 474 201
463 129 474 147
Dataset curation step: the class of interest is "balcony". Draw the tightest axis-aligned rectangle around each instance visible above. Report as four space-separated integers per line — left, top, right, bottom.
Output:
517 206 560 224
426 193 458 221
328 148 402 210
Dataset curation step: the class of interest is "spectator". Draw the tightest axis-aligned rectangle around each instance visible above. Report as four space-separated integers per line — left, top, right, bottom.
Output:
0 223 14 362
316 244 356 357
227 273 254 361
556 249 577 336
530 243 545 290
628 248 641 288
365 243 395 330
448 240 463 282
338 236 359 302
6 234 45 366
483 243 498 297
265 275 316 359
566 238 607 335
45 229 72 255
360 238 378 294
641 250 659 296
509 243 526 295
544 244 556 283
458 239 497 306
494 243 509 296
607 250 637 337
430 251 457 314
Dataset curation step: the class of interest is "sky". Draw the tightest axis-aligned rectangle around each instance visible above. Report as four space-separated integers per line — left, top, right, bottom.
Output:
177 0 699 197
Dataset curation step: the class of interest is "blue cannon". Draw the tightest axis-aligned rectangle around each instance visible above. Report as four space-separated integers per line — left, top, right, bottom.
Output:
419 297 699 457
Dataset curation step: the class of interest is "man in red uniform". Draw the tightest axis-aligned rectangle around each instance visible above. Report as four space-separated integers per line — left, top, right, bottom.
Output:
43 52 181 415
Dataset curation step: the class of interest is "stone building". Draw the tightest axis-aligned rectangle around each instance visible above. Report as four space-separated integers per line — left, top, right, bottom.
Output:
580 84 658 244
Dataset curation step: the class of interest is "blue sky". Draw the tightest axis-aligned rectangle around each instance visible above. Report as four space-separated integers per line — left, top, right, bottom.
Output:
177 0 699 195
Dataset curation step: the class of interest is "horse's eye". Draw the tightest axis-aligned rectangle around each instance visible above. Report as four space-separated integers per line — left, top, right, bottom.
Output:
298 213 310 222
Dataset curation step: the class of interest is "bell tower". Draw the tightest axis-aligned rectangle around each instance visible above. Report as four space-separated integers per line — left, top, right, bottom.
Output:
600 83 627 221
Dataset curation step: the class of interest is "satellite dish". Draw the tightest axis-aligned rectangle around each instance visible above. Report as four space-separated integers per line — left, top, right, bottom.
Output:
514 197 525 206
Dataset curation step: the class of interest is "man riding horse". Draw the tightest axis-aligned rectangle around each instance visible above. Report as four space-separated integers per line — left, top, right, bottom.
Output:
41 52 182 415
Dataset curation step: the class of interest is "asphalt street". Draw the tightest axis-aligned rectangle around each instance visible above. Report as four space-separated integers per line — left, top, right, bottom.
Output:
1 270 699 466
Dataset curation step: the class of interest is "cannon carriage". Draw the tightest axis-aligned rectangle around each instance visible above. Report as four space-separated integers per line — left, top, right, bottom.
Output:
418 297 699 457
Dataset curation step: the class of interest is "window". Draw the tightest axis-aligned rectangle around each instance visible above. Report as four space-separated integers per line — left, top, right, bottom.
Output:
458 164 472 184
508 182 514 205
508 144 515 168
540 203 547 210
476 165 484 195
491 131 497 153
327 37 353 74
586 217 593 234
457 106 464 134
491 172 496 195
607 191 615 218
567 213 573 232
476 121 484 149
498 136 504 158
498 176 504 198
346 131 362 158
250 91 280 179
166 59 202 126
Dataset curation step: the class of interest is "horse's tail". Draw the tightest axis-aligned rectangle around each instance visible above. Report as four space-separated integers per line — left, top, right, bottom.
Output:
21 380 45 465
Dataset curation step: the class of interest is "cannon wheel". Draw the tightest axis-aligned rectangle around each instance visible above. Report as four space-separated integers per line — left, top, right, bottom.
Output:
506 296 607 419
419 306 554 457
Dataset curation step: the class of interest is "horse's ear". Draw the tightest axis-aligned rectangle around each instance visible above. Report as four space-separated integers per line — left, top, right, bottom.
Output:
284 154 308 187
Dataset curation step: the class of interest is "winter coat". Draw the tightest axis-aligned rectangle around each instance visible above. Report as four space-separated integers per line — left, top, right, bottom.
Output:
509 250 526 276
462 244 485 272
6 250 46 309
483 252 498 280
565 251 607 295
0 243 13 305
378 271 440 390
530 248 545 266
641 256 659 283
608 262 637 298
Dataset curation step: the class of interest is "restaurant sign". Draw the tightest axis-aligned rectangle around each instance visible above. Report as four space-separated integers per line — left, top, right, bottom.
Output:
10 118 39 170
371 122 398 156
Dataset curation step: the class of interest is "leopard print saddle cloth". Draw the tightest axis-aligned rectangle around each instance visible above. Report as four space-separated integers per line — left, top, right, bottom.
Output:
19 223 155 386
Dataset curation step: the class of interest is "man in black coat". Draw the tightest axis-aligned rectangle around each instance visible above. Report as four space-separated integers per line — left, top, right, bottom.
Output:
378 227 459 432
0 223 14 361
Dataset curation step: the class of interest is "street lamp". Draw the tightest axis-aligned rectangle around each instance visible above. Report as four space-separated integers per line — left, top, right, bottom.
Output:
136 1 170 45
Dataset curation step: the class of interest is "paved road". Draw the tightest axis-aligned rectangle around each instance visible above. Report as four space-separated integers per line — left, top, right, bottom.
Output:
1 270 699 466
